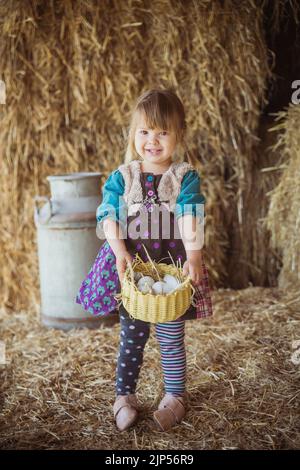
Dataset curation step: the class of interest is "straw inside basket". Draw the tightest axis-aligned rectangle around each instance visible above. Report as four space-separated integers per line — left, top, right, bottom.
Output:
120 244 198 323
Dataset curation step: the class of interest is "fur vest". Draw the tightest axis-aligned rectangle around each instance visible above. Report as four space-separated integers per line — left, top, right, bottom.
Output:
118 160 194 216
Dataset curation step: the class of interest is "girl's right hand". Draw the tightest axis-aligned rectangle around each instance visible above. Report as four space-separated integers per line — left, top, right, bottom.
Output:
116 251 133 284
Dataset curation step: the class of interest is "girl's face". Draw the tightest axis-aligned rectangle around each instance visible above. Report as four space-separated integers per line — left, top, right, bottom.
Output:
134 115 177 167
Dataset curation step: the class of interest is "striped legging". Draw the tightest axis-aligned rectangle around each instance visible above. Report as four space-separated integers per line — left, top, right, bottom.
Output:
115 304 186 397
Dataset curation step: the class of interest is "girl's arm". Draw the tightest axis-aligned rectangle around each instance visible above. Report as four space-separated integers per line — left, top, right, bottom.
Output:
96 170 133 281
175 170 206 285
103 218 127 258
96 169 127 240
178 214 204 286
177 213 204 252
178 214 204 285
103 218 133 283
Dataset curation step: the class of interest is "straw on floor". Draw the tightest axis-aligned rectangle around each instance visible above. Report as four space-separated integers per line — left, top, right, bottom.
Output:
0 286 299 450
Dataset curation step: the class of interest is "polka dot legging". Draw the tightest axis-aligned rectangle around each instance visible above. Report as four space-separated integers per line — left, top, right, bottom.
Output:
116 305 186 397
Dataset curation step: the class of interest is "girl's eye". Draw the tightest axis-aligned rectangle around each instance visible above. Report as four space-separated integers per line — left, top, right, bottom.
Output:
139 130 167 136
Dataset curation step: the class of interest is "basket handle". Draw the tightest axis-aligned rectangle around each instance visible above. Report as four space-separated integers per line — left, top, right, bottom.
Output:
189 279 196 297
127 259 135 283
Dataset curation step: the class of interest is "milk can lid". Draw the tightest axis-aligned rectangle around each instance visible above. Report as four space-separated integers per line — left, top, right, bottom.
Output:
47 172 103 182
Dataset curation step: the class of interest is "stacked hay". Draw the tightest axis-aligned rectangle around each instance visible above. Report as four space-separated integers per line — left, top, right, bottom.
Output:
0 0 297 313
240 116 283 287
0 0 149 312
263 105 300 290
248 0 300 288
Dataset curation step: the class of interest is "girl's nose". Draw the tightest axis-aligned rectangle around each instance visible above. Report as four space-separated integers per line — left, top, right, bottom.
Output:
148 134 159 144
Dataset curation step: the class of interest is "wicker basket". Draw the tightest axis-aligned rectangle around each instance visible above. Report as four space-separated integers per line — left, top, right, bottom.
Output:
121 257 194 323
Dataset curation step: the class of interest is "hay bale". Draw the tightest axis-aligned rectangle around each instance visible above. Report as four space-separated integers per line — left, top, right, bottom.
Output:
145 0 272 287
263 105 300 290
227 115 284 288
1 0 297 312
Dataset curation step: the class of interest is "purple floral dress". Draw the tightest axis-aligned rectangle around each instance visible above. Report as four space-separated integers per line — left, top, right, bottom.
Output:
76 172 213 321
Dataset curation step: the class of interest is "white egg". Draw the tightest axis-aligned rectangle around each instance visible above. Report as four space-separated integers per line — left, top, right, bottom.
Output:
138 284 152 294
137 276 155 293
151 281 166 295
170 283 182 292
163 274 180 290
162 282 175 294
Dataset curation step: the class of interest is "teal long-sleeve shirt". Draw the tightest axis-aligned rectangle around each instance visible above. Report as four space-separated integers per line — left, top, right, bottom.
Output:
96 168 206 229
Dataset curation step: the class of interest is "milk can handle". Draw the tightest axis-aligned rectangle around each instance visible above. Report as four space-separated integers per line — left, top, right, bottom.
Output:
34 196 53 225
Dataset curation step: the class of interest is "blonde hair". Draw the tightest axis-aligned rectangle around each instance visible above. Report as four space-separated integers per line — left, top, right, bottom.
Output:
124 88 193 165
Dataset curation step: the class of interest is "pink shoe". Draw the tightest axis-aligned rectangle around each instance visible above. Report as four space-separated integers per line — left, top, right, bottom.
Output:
153 394 186 431
113 394 139 431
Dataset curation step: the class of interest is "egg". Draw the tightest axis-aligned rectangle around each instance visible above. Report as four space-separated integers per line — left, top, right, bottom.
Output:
163 274 180 290
136 274 182 295
151 281 166 295
137 275 155 293
162 282 175 294
170 283 182 293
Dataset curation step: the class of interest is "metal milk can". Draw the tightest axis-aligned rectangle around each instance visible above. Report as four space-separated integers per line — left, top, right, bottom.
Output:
34 172 118 330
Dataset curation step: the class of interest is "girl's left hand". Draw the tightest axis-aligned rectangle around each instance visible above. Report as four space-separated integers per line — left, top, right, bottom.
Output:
182 253 204 286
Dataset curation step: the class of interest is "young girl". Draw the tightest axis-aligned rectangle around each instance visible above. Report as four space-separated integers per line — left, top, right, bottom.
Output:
76 88 213 432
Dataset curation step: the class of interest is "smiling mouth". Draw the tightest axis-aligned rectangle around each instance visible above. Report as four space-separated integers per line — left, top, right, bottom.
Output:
146 149 163 155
